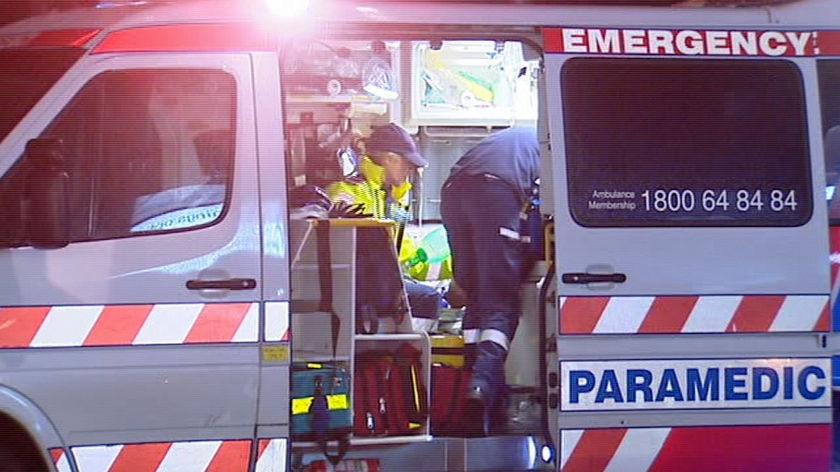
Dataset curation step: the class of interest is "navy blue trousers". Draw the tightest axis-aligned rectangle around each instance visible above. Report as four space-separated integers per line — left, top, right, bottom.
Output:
440 173 525 405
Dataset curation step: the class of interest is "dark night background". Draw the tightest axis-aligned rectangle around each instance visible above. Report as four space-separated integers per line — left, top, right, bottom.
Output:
0 1 99 26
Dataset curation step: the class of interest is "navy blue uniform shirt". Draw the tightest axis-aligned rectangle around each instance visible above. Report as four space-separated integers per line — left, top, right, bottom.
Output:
447 126 539 204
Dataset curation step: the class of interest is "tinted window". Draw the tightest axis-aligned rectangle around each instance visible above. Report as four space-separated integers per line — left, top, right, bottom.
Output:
0 68 236 245
562 58 811 227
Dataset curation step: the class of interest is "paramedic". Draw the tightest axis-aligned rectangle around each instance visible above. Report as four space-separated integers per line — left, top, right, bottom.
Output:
440 125 540 436
327 123 441 332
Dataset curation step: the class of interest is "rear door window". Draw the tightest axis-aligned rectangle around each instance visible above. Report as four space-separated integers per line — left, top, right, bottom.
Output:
546 50 825 297
562 58 811 227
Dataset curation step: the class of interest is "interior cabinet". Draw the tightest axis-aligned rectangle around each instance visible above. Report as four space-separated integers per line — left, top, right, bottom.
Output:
290 218 432 445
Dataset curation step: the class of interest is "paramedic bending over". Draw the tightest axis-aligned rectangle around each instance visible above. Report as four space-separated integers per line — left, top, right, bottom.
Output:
327 123 442 332
440 126 539 436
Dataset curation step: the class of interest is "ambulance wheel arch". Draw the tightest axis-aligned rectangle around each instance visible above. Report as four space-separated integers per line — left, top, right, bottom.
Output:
0 419 49 472
0 385 63 472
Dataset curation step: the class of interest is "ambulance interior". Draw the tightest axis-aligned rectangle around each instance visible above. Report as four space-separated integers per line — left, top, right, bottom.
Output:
280 35 549 448
281 38 539 221
280 35 541 303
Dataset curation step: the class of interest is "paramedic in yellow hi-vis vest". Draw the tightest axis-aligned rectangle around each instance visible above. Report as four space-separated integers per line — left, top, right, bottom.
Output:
327 123 441 332
441 126 540 437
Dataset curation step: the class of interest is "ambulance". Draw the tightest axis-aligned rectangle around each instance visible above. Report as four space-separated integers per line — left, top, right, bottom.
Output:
0 0 838 470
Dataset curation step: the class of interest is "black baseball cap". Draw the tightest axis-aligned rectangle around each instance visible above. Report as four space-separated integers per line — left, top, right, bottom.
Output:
366 123 428 168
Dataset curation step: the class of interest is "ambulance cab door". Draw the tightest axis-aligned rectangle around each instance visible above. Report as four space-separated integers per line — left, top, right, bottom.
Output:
0 48 264 445
1 52 262 307
542 27 832 469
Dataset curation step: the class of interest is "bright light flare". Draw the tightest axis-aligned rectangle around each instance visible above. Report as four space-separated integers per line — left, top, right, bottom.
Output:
266 0 310 17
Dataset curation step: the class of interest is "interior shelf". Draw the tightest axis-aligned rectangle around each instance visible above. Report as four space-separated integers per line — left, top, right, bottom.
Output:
295 434 433 450
290 218 432 446
354 332 428 342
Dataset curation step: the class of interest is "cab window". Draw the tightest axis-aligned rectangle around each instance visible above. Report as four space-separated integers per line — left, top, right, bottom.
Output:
0 68 235 245
562 58 811 227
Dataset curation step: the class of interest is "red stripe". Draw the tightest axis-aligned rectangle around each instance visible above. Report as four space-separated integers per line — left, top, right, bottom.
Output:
726 295 784 332
560 297 609 334
206 440 251 472
638 296 697 333
109 443 170 472
814 302 830 331
819 31 840 56
185 303 250 343
543 28 565 53
562 429 626 472
93 24 272 54
543 27 830 56
257 439 272 461
831 226 840 283
649 424 830 472
0 307 50 347
83 305 153 346
31 29 100 47
49 448 64 463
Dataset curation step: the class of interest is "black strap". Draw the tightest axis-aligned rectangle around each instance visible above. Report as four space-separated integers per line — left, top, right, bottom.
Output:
315 220 332 312
315 221 341 363
394 220 405 254
313 221 349 465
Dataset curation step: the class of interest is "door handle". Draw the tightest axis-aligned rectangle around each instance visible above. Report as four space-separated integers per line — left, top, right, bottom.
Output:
561 272 626 284
186 278 257 290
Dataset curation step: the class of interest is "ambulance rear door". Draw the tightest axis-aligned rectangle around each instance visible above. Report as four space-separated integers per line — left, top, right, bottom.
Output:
543 26 833 470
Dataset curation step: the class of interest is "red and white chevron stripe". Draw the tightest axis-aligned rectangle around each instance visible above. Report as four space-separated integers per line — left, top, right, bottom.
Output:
51 439 287 471
828 226 840 319
0 302 291 348
265 301 291 342
55 439 287 472
255 439 288 472
560 424 830 472
559 295 829 334
50 448 71 472
71 440 251 471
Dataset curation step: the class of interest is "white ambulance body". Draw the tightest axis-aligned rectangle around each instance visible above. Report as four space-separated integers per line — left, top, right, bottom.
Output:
0 0 838 470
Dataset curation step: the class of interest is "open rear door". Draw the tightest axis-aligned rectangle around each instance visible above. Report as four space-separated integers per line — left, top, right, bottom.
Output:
543 27 833 471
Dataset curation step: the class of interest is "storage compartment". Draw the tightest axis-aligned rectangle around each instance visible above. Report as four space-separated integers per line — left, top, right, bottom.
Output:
289 219 432 445
354 334 431 442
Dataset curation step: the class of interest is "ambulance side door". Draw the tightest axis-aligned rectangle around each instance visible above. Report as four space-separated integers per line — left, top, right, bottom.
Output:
544 30 828 315
0 50 264 445
2 53 262 306
542 27 833 456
